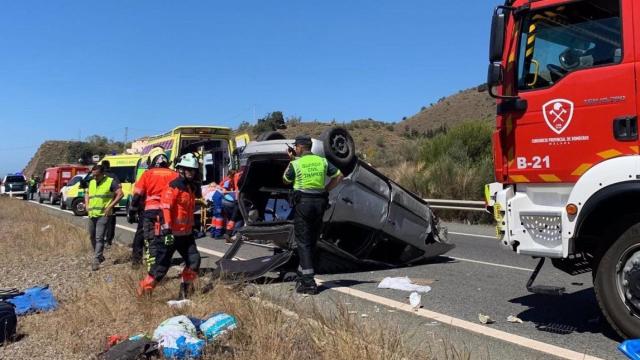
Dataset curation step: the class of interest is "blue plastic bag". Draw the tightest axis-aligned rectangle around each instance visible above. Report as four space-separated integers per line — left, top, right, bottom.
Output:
7 286 57 315
200 312 237 341
619 339 640 360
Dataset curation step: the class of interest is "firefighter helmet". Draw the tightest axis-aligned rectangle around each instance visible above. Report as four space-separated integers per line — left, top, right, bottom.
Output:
147 147 168 168
176 153 199 169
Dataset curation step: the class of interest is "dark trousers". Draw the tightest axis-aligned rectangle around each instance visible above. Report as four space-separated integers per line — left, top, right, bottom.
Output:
293 196 327 277
88 216 109 262
104 214 116 245
147 233 201 281
131 214 145 263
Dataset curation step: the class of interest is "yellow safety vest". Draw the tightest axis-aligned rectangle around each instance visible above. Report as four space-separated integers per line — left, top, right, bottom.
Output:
88 177 114 218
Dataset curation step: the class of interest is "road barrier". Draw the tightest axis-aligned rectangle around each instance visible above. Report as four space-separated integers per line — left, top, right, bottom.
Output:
424 199 487 212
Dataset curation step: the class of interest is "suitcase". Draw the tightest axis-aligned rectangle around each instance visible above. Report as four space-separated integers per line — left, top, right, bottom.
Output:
0 301 17 344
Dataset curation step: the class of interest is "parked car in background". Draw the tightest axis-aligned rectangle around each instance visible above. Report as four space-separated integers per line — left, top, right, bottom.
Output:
218 128 453 279
0 174 28 200
59 174 87 210
38 165 90 204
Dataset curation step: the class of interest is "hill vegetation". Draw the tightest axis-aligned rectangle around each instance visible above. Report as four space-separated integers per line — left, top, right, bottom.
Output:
23 136 126 177
397 86 495 137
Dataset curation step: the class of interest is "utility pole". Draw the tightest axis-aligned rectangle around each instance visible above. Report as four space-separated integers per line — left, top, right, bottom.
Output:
124 127 128 152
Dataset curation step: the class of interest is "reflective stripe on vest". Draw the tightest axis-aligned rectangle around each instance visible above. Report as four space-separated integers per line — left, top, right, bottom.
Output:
291 154 328 191
88 177 114 218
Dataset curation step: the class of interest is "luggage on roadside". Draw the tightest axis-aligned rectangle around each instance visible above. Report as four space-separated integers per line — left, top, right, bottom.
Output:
0 301 17 344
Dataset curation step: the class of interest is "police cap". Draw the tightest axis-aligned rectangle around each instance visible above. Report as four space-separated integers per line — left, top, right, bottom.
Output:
294 135 312 146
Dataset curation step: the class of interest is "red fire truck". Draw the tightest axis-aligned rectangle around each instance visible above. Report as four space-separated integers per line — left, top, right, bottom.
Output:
485 0 639 338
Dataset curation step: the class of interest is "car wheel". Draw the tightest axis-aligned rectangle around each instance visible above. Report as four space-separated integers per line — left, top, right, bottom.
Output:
594 222 640 339
320 127 356 175
38 193 44 203
256 131 286 141
71 198 86 216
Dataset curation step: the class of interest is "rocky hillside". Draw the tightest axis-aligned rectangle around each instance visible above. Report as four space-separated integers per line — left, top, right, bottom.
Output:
397 87 495 136
23 141 84 178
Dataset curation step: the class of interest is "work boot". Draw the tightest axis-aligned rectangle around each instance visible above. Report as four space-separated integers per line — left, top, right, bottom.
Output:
98 255 106 263
137 275 156 297
295 277 318 295
91 260 100 271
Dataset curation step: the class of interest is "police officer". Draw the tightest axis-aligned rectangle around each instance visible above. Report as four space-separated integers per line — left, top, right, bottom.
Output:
283 135 343 295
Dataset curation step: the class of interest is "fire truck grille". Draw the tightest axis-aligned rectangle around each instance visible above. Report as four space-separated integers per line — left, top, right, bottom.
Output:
520 215 562 248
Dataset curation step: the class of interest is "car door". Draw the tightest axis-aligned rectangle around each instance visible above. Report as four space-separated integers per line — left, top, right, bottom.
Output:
326 163 390 231
382 183 434 249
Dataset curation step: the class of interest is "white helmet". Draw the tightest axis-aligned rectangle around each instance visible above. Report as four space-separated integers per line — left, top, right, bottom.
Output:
176 153 199 169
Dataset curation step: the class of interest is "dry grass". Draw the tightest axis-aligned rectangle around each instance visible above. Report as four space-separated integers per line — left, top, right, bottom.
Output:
0 197 472 360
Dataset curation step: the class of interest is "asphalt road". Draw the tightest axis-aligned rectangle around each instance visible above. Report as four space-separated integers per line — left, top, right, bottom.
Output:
28 200 626 360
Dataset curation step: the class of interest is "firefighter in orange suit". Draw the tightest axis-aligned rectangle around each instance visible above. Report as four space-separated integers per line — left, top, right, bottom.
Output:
138 153 202 299
128 146 178 268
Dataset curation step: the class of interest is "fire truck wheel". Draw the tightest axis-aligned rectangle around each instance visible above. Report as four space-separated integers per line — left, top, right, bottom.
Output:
594 222 640 339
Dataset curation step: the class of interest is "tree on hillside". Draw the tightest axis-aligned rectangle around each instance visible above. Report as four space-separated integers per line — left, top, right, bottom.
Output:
253 111 286 134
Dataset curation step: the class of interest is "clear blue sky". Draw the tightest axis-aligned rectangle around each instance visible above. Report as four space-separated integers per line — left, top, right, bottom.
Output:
0 0 497 174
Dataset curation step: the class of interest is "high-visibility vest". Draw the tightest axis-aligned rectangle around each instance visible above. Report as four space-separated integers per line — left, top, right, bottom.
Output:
88 177 114 218
290 154 329 191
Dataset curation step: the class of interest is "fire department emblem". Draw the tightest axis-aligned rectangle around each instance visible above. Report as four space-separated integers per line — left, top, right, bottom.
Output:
543 99 574 135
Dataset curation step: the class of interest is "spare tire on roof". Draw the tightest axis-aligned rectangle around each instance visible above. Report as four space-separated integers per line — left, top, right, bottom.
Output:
320 127 356 175
256 131 286 141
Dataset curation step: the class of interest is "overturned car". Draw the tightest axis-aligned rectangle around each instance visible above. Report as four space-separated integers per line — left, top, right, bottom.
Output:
217 127 453 278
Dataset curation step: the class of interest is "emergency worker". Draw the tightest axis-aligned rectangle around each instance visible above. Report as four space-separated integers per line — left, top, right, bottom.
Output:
101 160 117 248
85 164 123 271
283 135 343 294
128 147 177 268
138 153 202 299
208 181 227 239
27 175 37 200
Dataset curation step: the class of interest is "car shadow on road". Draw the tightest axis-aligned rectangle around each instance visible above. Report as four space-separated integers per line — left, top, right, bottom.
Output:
509 288 622 342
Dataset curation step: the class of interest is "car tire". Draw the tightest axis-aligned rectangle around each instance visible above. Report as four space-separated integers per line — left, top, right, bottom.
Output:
320 127 356 175
38 193 44 204
256 131 286 141
594 222 640 339
71 198 86 217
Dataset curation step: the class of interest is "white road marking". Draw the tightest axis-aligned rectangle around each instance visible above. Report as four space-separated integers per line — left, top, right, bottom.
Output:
27 199 603 360
320 283 603 360
448 231 497 240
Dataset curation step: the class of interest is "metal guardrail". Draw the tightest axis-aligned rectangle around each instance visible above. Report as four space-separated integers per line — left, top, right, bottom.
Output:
424 198 487 212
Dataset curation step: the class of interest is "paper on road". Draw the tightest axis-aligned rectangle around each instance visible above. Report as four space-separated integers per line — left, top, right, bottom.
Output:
377 277 432 293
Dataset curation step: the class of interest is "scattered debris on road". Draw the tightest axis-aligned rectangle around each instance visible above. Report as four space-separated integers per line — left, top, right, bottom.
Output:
506 315 523 324
377 276 432 293
40 225 51 232
478 314 495 324
409 292 422 310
